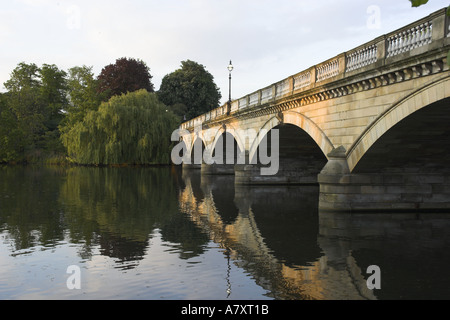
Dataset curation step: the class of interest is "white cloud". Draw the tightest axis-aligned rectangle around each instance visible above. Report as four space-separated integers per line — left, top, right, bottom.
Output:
1 0 449 102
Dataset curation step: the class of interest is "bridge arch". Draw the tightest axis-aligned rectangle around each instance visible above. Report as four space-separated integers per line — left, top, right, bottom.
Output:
209 124 245 159
188 135 206 165
347 76 450 172
248 111 334 162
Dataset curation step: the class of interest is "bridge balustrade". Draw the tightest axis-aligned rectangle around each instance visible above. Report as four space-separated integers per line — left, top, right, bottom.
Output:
181 8 450 130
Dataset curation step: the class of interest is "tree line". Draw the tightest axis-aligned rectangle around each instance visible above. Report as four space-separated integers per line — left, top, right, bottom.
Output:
0 57 221 165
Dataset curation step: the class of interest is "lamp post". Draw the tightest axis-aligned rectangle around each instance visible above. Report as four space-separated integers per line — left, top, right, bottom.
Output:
227 60 233 115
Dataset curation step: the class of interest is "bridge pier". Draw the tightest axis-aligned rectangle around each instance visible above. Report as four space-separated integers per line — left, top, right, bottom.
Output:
201 163 235 175
319 172 450 212
182 163 201 170
318 147 450 212
234 163 320 185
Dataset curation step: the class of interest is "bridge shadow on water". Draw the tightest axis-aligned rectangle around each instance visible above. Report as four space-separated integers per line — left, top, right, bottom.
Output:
181 168 450 300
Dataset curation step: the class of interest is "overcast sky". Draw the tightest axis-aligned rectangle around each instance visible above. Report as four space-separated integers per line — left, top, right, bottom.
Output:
0 0 448 104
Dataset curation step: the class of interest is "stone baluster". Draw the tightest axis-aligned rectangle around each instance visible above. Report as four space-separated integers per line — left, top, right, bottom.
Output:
402 31 410 53
426 22 432 44
392 34 400 56
418 23 425 47
411 26 419 49
397 33 404 54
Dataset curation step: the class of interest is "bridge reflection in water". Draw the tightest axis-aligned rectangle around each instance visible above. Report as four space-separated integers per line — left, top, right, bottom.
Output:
179 168 450 300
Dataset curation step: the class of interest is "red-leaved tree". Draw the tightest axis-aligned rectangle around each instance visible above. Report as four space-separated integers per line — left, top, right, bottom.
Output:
97 57 154 101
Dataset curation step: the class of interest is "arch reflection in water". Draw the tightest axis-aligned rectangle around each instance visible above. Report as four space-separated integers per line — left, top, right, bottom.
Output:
180 170 371 299
181 170 450 300
319 211 450 300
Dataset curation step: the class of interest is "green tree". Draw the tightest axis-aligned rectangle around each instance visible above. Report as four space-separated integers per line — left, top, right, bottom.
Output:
39 64 69 155
67 66 103 116
97 57 154 101
158 60 222 121
2 62 69 162
62 90 178 165
4 62 43 121
0 93 24 162
59 66 104 137
3 63 46 160
39 64 68 131
410 0 449 13
409 0 430 6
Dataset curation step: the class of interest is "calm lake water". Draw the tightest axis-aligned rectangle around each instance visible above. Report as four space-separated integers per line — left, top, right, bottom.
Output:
1 165 450 300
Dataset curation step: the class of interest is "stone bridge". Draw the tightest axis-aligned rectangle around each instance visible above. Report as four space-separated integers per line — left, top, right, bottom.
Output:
174 8 450 212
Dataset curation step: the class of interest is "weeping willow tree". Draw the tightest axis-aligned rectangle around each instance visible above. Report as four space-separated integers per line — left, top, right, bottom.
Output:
62 90 179 165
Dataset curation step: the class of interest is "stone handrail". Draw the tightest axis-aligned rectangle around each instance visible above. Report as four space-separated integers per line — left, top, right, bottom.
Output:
276 79 291 98
249 91 259 106
346 44 378 72
387 21 433 57
181 8 449 130
316 58 340 82
293 70 311 90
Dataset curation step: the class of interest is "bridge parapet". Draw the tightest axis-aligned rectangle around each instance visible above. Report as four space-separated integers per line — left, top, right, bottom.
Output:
180 8 450 131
